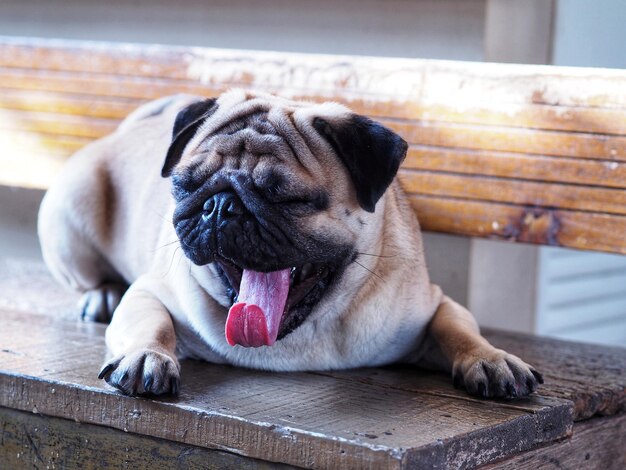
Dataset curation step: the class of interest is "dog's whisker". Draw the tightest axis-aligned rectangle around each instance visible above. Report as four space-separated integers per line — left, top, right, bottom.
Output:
356 251 397 259
353 260 384 281
153 239 181 252
162 246 182 278
174 246 186 272
149 208 172 224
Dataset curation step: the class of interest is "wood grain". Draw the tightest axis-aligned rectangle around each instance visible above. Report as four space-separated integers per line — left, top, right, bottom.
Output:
0 263 623 469
0 406 298 470
316 329 626 423
404 146 626 190
3 102 625 160
409 196 626 254
2 37 625 108
0 309 572 470
3 258 620 425
480 414 626 470
483 330 626 420
400 171 626 216
3 88 626 135
2 37 626 254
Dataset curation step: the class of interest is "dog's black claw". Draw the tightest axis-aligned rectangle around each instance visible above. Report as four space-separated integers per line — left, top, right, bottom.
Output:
120 370 129 384
531 369 544 384
506 383 517 398
453 373 463 389
477 382 487 398
170 376 180 396
144 375 153 392
98 363 114 380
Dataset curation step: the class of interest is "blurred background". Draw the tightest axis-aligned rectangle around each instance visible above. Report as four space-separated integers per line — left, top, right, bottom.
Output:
1 0 625 346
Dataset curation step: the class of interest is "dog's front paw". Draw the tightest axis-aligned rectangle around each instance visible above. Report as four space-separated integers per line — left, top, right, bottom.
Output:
98 349 180 397
452 348 543 398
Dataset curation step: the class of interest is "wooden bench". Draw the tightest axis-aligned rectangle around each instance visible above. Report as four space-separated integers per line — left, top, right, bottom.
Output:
0 36 624 469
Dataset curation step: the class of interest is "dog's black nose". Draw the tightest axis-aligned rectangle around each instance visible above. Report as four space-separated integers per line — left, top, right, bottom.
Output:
202 191 245 224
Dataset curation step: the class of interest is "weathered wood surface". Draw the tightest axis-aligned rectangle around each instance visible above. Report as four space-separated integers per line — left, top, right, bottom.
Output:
0 259 626 421
0 310 572 469
483 330 626 420
479 413 626 470
1 257 624 423
319 332 626 423
409 196 626 257
0 259 79 320
0 260 625 468
0 308 572 470
2 36 626 253
0 406 298 470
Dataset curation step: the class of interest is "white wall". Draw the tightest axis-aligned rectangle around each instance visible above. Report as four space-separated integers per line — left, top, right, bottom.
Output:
0 0 485 60
0 187 43 262
552 0 626 68
536 248 626 346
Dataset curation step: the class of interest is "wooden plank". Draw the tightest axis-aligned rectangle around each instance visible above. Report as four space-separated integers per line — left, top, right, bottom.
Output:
405 146 626 189
1 36 625 111
6 127 626 196
389 120 626 162
409 196 626 254
2 37 626 135
0 68 216 102
3 101 625 161
2 37 626 253
0 310 573 470
0 89 140 120
0 109 118 139
1 259 623 467
400 171 626 216
483 330 626 420
0 406 298 470
317 328 626 424
480 414 626 470
5 149 626 255
3 86 626 136
3 258 624 424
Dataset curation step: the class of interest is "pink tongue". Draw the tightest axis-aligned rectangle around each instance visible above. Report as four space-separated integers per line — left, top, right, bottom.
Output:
225 268 290 347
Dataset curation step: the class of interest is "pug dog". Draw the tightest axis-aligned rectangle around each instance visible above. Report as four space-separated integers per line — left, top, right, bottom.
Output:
38 90 543 399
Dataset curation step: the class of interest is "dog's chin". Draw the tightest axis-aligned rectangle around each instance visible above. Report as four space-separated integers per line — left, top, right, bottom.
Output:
213 256 338 341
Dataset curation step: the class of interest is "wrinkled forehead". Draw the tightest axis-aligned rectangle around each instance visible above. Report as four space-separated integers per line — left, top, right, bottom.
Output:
183 89 351 175
189 90 349 149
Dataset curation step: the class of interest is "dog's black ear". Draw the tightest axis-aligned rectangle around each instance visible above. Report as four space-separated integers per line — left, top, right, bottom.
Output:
162 98 218 177
313 115 407 212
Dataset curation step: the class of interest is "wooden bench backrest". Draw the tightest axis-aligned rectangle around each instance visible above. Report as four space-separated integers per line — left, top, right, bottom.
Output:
2 37 626 254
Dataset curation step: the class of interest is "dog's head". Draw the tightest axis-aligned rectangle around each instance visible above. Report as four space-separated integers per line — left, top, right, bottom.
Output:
162 90 407 348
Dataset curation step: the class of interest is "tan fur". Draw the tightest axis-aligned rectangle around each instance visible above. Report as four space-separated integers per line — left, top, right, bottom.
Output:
38 90 542 397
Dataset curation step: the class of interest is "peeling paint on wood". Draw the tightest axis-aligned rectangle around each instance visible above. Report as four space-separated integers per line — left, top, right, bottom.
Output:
410 196 626 254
